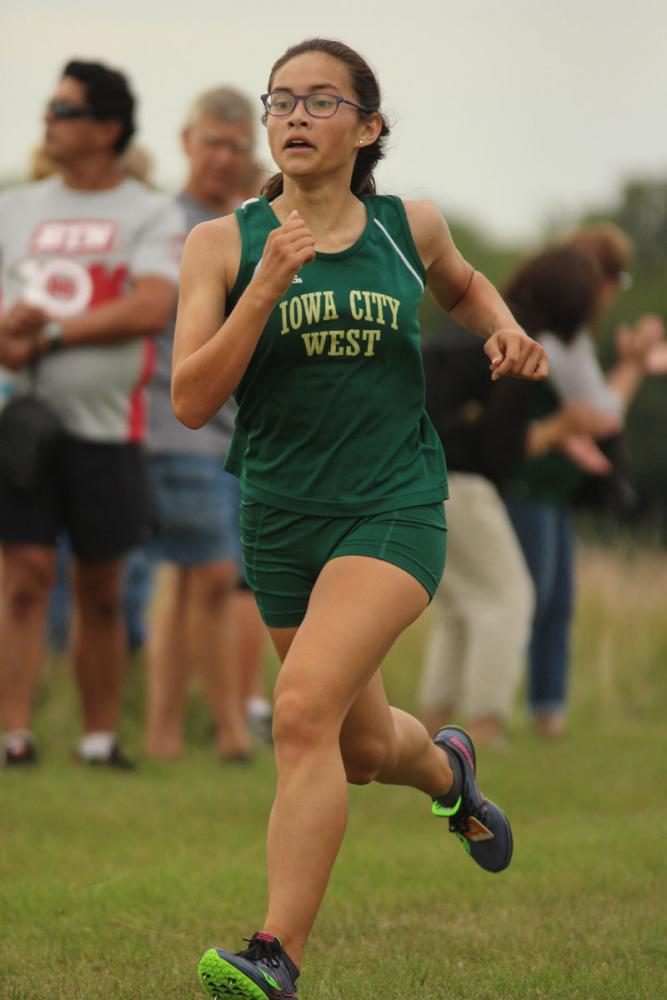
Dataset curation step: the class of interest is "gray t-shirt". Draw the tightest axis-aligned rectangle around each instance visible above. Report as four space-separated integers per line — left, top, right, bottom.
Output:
147 191 236 457
0 176 184 442
540 329 624 422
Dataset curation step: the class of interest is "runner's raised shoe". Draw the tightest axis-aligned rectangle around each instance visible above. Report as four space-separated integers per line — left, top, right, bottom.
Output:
432 725 513 873
199 932 299 998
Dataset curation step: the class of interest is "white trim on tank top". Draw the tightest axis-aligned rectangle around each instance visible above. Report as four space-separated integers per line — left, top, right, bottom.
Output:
372 218 425 291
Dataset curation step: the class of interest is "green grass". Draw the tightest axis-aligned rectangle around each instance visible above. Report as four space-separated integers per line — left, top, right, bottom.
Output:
2 545 667 999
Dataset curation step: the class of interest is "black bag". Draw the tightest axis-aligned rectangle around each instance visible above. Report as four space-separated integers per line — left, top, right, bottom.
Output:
0 389 63 490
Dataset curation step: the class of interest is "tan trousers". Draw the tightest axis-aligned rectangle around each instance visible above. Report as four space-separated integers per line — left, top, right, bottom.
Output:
418 473 534 722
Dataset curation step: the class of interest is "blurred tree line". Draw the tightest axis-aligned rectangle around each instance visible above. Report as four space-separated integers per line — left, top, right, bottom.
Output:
421 177 667 540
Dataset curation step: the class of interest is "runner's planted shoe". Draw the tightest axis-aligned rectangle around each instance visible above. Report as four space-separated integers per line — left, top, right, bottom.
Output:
432 725 513 873
199 932 299 999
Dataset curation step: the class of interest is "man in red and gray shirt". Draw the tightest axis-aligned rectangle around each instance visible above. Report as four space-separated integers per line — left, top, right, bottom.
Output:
0 60 184 767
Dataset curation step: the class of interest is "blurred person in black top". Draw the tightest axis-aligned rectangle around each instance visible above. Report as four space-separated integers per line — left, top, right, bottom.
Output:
419 324 533 746
419 293 619 745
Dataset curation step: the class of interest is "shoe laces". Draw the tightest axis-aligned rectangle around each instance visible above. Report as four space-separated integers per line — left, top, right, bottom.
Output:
449 786 488 833
238 934 283 968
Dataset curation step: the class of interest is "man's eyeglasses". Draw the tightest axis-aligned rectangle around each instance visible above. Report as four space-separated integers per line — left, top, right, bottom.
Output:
46 100 95 120
195 132 253 154
261 91 370 119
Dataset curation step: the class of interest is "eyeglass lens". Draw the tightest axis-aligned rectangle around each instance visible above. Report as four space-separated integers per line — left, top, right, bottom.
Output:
265 92 341 118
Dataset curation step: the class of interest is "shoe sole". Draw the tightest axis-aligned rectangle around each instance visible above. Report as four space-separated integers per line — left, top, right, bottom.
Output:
198 949 272 999
481 800 514 872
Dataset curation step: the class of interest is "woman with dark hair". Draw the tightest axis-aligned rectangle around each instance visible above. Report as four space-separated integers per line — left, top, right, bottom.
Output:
502 242 664 739
173 37 546 999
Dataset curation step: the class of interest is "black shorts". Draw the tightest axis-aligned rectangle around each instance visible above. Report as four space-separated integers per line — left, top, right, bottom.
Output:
0 435 151 562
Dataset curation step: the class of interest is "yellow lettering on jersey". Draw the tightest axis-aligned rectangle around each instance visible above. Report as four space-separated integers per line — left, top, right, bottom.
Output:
370 292 386 325
301 292 323 325
288 297 303 330
386 296 400 330
301 329 382 357
347 290 400 329
362 330 381 356
345 330 361 356
361 291 374 322
349 290 364 321
279 301 290 335
328 331 345 356
323 290 338 322
301 331 329 356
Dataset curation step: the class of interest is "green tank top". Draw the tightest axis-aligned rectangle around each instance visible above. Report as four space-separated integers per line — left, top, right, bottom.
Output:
224 194 448 515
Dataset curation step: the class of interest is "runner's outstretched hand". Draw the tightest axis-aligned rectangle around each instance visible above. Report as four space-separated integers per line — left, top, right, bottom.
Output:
485 327 548 381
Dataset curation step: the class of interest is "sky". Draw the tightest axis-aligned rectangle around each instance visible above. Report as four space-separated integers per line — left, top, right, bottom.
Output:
1 0 666 243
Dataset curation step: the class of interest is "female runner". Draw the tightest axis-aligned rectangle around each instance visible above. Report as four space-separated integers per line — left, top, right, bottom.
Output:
172 37 547 1000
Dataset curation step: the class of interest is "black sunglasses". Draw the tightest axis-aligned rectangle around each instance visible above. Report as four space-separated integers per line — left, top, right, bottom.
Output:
47 99 95 120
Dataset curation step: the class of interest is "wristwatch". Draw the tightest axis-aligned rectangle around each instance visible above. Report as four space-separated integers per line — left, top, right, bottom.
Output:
41 320 64 351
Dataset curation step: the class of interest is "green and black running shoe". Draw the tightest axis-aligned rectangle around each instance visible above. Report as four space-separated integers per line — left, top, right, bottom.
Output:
432 725 513 873
198 932 299 998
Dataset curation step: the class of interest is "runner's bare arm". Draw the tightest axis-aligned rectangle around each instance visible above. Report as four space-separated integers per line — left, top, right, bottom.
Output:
172 210 315 427
405 200 547 381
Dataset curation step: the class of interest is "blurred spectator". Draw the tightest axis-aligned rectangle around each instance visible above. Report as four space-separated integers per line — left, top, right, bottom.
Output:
0 60 183 767
418 326 534 746
27 137 159 656
502 239 665 737
144 86 265 761
237 584 273 744
30 139 155 185
48 535 154 655
418 308 615 745
120 143 155 186
236 158 271 202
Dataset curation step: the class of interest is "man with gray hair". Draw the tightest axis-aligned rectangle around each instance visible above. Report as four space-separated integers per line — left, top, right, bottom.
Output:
145 87 263 761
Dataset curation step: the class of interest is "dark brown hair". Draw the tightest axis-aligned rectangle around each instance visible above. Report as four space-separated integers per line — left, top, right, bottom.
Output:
503 246 602 344
261 38 390 201
63 60 135 154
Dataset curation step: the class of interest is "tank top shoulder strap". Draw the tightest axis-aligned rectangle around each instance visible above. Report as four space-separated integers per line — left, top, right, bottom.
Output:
365 194 427 290
227 197 279 313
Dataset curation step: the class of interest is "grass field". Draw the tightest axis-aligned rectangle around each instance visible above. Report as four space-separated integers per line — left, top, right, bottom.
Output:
2 544 667 999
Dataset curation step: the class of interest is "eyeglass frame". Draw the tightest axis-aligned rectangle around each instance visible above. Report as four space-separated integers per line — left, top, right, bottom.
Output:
46 99 96 121
260 91 371 119
189 129 253 155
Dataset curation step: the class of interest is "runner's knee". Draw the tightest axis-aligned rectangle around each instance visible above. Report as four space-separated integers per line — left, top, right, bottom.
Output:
342 732 397 785
272 687 337 758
